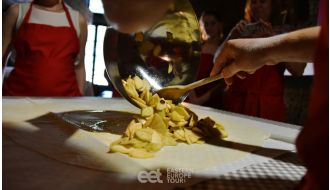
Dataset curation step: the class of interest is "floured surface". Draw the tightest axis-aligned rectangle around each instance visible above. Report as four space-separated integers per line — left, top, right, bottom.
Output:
3 98 270 175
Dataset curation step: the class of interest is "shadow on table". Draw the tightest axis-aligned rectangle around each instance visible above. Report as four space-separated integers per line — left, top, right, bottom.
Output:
3 112 145 174
205 139 303 166
55 110 137 134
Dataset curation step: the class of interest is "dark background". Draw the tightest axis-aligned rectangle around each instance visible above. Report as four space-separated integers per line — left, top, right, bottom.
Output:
189 0 319 35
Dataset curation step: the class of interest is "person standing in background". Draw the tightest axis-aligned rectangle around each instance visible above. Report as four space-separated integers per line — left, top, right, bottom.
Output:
216 0 306 122
188 11 226 107
211 24 328 190
211 1 328 189
2 0 87 96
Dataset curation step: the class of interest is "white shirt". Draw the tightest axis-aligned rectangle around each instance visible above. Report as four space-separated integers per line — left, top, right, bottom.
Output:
16 3 80 36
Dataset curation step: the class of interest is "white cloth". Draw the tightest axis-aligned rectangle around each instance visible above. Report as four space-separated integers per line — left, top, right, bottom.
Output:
16 3 80 36
3 97 301 190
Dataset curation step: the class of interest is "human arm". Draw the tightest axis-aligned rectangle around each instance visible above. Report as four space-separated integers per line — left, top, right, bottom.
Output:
211 26 320 85
101 0 173 33
253 20 307 76
75 13 87 95
2 4 18 69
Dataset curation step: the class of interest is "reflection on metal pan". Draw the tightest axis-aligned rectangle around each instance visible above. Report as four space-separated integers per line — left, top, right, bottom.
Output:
103 0 201 107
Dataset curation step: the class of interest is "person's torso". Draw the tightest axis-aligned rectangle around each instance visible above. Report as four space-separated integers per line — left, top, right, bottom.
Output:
223 64 285 121
195 53 216 96
16 3 80 36
3 3 81 96
296 0 329 189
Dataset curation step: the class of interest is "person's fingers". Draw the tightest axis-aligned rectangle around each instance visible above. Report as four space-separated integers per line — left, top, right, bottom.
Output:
211 43 231 76
247 70 255 74
224 77 233 86
260 19 272 28
262 22 272 33
232 20 246 34
236 71 248 79
259 19 274 35
236 23 243 32
239 20 248 26
237 25 244 33
211 57 225 77
224 85 230 92
221 62 240 78
237 20 247 32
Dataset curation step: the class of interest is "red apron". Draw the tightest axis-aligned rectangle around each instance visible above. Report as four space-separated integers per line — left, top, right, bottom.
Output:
222 64 285 122
3 3 81 96
295 0 329 189
195 53 217 97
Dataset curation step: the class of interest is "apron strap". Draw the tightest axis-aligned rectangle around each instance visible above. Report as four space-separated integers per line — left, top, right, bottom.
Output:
62 3 76 31
23 2 76 32
22 3 33 24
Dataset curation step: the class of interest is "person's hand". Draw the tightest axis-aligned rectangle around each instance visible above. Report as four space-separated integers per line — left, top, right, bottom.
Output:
226 20 248 40
254 19 275 37
211 27 320 86
210 38 276 85
235 20 249 33
228 19 274 40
